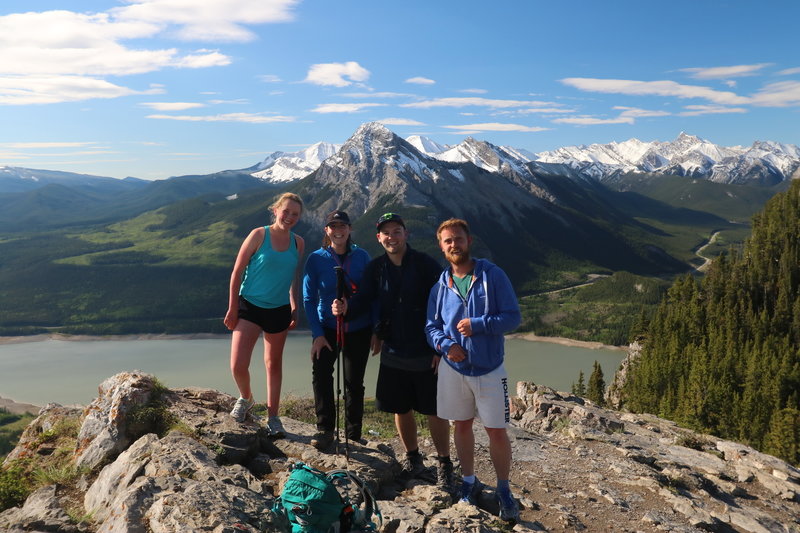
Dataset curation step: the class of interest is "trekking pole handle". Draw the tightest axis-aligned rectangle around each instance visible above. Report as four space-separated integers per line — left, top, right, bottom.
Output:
334 266 345 301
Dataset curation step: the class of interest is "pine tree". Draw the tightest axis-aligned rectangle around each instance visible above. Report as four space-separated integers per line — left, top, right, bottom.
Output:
588 361 606 406
572 370 586 397
622 179 800 465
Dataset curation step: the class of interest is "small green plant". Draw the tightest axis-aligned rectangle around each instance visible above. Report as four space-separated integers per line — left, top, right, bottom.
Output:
550 416 571 433
32 463 89 487
66 506 94 527
127 378 178 439
675 433 709 451
0 464 31 512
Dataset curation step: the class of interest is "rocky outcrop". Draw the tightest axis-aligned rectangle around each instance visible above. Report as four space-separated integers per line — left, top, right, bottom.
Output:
604 340 642 409
2 372 799 532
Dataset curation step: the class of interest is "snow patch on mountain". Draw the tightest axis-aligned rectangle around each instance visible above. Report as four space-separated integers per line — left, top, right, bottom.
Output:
251 141 340 183
535 132 800 185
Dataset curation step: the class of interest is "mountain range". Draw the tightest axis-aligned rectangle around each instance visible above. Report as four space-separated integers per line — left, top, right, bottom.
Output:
244 128 800 189
0 122 790 335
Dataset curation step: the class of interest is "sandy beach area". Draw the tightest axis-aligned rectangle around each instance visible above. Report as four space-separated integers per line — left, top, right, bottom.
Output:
1 330 626 351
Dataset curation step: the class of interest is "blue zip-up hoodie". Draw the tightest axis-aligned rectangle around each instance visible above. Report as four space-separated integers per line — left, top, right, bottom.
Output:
303 245 372 339
425 258 521 377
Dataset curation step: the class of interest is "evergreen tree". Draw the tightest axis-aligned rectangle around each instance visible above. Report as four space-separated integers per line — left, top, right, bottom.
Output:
572 370 586 397
588 361 606 406
622 179 800 465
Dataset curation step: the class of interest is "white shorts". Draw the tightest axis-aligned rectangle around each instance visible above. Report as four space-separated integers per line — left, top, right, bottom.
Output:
436 361 510 428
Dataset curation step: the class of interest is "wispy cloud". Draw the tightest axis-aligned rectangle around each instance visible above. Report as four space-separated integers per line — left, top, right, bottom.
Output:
778 67 800 76
679 63 771 80
376 118 425 126
553 106 669 125
304 62 370 87
459 88 487 94
3 141 99 149
140 102 206 111
0 75 148 105
553 115 634 125
750 81 800 107
405 76 435 85
146 112 295 123
678 105 748 116
443 122 548 133
259 74 283 83
560 77 751 106
403 97 559 109
310 103 385 113
341 91 415 98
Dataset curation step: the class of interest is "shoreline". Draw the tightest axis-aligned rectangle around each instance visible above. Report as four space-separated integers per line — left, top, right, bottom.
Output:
0 330 626 351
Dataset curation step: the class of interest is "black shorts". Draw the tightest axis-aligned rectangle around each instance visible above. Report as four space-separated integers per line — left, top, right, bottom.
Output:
237 296 291 334
375 363 438 416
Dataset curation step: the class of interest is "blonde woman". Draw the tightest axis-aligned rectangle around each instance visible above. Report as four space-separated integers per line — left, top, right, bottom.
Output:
224 192 305 437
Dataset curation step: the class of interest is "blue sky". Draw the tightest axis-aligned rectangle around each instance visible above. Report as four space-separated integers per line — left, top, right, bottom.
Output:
0 0 798 180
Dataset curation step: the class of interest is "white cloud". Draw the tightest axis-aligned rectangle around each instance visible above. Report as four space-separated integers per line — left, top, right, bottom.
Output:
553 115 634 125
750 81 800 107
304 62 370 87
612 106 671 118
678 105 748 116
778 67 800 76
403 97 559 109
259 74 283 83
560 77 751 106
3 141 95 148
552 106 670 126
146 112 295 123
0 75 144 105
498 107 575 115
208 98 249 105
0 3 295 105
0 11 229 76
459 88 487 94
443 122 548 133
141 101 206 111
376 118 425 126
310 103 385 113
341 91 415 98
405 76 435 85
679 63 771 79
111 0 299 42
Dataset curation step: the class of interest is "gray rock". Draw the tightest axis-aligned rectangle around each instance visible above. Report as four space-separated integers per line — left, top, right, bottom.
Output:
0 485 84 533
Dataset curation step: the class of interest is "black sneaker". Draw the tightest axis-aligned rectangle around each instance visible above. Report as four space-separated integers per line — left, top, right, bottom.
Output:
436 458 454 489
399 452 425 479
497 490 520 521
310 430 334 450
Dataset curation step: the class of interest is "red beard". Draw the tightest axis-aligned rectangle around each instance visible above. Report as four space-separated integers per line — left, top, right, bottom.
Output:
446 249 470 265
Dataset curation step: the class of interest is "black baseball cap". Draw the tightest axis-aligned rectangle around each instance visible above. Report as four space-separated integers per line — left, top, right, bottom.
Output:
326 210 351 225
376 212 405 230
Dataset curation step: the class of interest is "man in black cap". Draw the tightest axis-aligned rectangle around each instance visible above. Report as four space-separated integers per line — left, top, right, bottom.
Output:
333 213 453 488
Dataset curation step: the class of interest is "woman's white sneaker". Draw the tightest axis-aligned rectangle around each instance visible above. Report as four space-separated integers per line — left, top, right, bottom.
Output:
230 397 254 423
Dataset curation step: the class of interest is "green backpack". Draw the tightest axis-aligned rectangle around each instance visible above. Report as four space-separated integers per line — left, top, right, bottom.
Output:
273 462 381 533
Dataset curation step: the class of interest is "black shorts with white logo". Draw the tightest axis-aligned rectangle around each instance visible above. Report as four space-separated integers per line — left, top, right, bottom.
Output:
237 296 291 333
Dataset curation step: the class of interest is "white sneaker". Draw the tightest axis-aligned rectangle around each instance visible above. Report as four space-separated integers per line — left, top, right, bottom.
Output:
230 396 254 422
267 416 286 438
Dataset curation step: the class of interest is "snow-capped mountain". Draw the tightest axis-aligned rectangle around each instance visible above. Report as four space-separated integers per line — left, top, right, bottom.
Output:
536 133 800 185
250 141 340 183
405 135 450 155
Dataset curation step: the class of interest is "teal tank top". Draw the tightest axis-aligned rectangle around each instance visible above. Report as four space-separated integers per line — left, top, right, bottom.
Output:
239 226 298 309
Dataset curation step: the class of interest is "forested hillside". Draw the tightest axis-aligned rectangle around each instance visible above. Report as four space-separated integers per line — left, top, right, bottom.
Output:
623 179 800 465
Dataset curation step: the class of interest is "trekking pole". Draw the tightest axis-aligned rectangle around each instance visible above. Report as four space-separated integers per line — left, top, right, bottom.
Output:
334 266 350 463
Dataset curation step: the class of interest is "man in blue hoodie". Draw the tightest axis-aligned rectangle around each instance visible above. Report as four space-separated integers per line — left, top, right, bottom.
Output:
425 218 521 522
